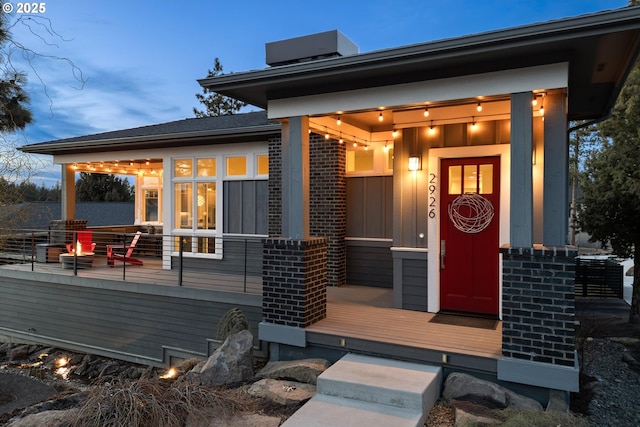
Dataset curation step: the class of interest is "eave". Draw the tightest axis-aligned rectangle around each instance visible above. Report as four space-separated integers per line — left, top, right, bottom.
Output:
199 6 640 121
20 124 281 156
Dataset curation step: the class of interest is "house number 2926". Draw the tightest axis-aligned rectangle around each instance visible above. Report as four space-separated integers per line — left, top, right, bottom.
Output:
429 173 437 218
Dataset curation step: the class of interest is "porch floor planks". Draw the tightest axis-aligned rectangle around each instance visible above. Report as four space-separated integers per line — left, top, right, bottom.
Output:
308 300 502 359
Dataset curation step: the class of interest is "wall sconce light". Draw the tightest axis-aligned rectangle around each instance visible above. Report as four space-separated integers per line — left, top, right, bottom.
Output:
408 156 421 171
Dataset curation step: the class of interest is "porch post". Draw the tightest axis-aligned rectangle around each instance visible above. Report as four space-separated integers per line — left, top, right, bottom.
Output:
543 92 569 246
509 92 533 247
280 116 309 239
61 164 76 220
261 116 328 358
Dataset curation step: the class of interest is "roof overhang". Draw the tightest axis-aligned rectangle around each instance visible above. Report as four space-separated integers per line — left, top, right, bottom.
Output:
199 6 640 121
20 124 281 156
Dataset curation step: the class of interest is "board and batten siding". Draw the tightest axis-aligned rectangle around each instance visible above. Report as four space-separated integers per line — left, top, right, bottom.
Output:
223 180 268 235
346 176 393 287
346 176 393 238
0 271 262 366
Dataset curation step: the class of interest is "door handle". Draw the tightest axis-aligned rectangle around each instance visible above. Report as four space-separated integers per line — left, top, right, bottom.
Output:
440 240 446 269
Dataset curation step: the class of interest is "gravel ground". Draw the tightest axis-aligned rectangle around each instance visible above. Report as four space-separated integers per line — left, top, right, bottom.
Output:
581 338 640 426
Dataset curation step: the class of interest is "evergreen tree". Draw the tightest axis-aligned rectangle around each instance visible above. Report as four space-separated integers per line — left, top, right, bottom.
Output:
75 173 134 202
193 58 246 117
578 61 640 323
0 14 32 132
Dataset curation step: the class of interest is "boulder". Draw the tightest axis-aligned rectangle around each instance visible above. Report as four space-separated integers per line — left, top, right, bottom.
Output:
8 345 31 361
256 358 330 385
6 408 78 427
248 378 316 406
546 389 569 412
451 400 502 425
443 372 542 411
190 330 254 387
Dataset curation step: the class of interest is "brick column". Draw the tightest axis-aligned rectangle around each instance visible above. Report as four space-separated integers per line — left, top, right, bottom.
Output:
309 134 346 286
500 246 577 367
268 136 282 237
263 237 328 328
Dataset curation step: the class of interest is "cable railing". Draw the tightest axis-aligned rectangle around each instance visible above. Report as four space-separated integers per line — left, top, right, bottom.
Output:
0 227 263 294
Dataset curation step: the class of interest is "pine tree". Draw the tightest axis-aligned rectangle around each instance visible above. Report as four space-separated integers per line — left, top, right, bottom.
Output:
193 58 246 117
578 61 640 323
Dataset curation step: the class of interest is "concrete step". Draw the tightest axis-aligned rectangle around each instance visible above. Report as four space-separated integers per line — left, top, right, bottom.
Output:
282 393 425 427
282 353 442 427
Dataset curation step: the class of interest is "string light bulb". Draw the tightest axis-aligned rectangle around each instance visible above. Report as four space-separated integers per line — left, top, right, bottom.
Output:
476 102 482 112
532 96 538 107
392 127 398 138
383 142 389 152
339 132 343 144
336 116 341 126
423 107 430 117
378 112 383 122
471 116 477 129
539 101 544 116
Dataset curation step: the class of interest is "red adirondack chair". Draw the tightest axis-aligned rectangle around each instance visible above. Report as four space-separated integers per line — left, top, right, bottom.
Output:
107 231 143 267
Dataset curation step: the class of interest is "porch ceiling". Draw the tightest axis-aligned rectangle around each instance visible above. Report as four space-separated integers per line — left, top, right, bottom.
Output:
200 7 640 122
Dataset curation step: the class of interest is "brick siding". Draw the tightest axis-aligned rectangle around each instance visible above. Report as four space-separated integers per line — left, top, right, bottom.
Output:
309 134 346 286
500 246 577 367
268 136 282 237
262 237 328 327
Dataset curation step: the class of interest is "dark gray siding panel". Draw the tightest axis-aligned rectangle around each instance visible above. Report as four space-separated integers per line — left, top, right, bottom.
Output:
402 258 428 312
346 240 392 288
172 238 263 277
223 180 268 235
346 176 392 239
0 278 261 365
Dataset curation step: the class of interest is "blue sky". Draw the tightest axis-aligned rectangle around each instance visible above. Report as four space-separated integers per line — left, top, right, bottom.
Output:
3 0 628 185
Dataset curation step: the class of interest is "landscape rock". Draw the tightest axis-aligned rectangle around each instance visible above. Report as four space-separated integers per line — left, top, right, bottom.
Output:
0 373 57 416
189 330 254 386
187 411 281 427
248 378 315 406
8 345 31 361
451 399 502 425
546 389 569 412
256 358 330 385
443 372 542 411
5 408 78 427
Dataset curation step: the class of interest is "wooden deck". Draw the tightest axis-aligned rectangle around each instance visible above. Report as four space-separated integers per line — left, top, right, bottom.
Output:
307 286 502 372
0 255 262 294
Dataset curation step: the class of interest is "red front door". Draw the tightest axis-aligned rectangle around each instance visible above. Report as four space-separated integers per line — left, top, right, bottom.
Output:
440 156 500 316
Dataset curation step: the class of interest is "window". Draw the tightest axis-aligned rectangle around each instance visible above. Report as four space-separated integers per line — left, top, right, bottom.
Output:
347 150 374 172
345 145 393 175
170 150 269 260
143 190 158 222
172 157 218 255
257 154 269 175
226 156 247 176
448 163 493 195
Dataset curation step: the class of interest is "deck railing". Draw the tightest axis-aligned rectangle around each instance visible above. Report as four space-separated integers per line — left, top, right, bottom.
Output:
0 227 263 294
